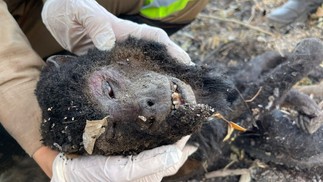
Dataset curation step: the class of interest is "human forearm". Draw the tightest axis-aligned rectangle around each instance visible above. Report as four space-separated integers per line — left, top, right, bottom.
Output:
33 146 59 177
0 0 45 156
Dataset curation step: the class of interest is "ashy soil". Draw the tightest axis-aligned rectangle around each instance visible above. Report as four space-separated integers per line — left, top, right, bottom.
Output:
172 0 323 64
171 0 323 181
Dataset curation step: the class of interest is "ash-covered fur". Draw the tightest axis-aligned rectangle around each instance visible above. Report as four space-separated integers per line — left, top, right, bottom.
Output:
30 37 323 181
35 37 237 155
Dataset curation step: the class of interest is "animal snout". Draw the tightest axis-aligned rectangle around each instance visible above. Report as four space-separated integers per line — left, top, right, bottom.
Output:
139 97 170 124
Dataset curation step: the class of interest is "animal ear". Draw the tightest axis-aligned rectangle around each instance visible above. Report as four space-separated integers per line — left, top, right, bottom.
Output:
46 55 76 69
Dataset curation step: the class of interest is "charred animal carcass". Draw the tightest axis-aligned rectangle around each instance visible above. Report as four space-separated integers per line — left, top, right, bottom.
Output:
35 37 237 156
35 37 323 181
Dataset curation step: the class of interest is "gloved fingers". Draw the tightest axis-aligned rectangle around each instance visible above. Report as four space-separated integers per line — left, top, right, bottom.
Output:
132 135 192 162
162 144 198 177
114 21 193 65
51 147 183 182
51 143 197 182
42 0 73 51
165 40 194 66
42 0 116 55
73 0 116 51
139 25 193 65
174 135 191 150
133 144 198 181
52 153 111 182
184 144 198 156
132 145 182 170
51 153 68 182
109 138 196 181
106 145 182 181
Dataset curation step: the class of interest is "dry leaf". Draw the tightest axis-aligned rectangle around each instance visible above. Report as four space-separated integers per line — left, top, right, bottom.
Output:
212 112 223 119
82 116 108 154
212 112 247 132
212 112 247 141
315 6 323 17
223 123 234 142
229 121 247 132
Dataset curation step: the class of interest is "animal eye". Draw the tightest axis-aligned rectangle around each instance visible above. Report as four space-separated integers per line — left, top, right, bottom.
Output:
107 82 115 98
103 81 115 98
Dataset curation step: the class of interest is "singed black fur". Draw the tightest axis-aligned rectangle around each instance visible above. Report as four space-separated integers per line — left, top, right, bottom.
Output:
35 37 237 155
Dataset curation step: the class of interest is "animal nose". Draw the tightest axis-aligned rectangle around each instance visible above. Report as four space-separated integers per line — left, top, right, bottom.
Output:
139 97 169 122
138 98 157 123
146 99 155 107
140 98 157 110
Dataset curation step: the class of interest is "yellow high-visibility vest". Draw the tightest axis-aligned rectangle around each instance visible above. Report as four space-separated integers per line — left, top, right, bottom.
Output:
140 0 191 20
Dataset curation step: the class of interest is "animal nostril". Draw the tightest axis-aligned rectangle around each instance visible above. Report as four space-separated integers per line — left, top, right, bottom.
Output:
148 116 155 124
147 100 155 107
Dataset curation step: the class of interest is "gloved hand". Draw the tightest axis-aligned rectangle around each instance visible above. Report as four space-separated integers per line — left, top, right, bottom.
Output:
41 0 193 65
51 136 197 182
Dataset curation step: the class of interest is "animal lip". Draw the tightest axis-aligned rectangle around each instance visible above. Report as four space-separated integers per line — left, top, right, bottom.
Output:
170 79 196 110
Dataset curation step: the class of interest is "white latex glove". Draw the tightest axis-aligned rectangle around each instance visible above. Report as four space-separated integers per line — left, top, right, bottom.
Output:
51 136 197 182
41 0 193 65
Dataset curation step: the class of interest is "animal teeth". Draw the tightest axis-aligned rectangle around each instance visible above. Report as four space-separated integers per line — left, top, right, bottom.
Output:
172 92 182 108
171 83 185 110
171 83 178 92
173 84 177 90
172 92 180 99
173 100 180 105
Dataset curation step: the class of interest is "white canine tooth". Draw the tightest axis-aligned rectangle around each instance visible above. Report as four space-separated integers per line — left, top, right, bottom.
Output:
172 92 180 99
174 104 180 109
173 100 179 105
174 84 177 90
171 83 178 92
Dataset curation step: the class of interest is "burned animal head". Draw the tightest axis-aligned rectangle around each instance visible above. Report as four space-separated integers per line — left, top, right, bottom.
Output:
36 37 236 155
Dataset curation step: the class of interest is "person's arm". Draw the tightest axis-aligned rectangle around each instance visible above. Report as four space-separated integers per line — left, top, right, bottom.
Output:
0 0 44 157
0 2 59 178
33 146 59 177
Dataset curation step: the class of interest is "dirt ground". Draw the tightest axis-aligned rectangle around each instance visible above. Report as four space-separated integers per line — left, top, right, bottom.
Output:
170 0 323 181
172 0 323 63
